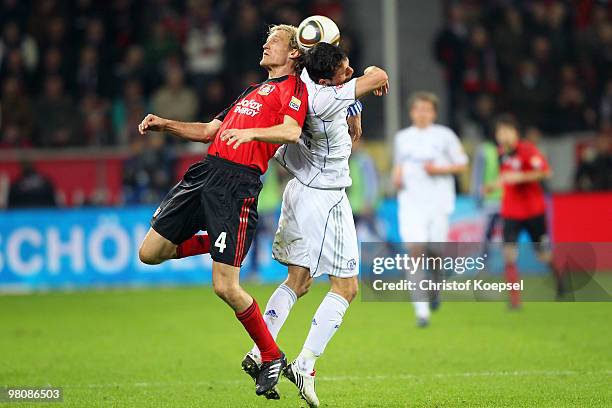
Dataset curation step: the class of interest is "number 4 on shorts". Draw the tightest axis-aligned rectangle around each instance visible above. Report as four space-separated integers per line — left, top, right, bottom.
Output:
215 232 227 253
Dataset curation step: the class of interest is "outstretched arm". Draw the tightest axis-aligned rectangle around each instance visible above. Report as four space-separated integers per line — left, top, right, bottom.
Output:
355 66 389 99
220 115 302 149
138 114 222 143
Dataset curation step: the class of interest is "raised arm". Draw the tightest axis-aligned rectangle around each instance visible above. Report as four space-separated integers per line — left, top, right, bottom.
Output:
220 115 302 149
138 114 222 143
355 66 389 99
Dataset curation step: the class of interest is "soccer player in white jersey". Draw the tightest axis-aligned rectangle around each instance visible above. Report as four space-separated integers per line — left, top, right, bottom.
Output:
392 92 468 327
231 43 388 406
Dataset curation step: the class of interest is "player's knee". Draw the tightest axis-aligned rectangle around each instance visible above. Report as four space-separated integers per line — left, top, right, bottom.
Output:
213 280 239 303
138 246 162 265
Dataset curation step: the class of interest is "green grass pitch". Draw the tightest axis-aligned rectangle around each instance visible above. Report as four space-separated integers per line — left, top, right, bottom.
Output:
1 284 611 407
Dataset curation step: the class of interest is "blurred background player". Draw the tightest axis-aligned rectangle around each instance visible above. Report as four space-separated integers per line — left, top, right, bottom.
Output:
392 92 468 327
488 114 564 308
471 134 502 254
137 24 308 397
233 42 388 407
349 137 386 242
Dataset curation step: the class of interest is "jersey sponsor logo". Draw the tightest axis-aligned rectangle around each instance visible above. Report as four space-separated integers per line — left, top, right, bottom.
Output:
289 96 302 111
233 98 262 117
502 155 521 170
258 84 276 96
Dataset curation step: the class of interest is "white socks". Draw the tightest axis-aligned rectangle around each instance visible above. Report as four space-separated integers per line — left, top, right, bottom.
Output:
413 301 430 320
251 287 351 375
298 292 350 373
251 283 297 358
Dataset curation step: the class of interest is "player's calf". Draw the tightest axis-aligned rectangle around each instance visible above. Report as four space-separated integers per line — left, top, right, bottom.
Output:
329 275 358 303
284 265 314 298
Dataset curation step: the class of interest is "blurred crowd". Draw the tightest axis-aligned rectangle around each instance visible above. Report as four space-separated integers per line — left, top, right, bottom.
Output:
2 0 611 208
0 0 360 203
0 0 360 149
435 0 612 136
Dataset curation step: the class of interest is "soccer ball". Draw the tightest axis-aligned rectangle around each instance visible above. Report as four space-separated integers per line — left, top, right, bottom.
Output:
297 15 341 50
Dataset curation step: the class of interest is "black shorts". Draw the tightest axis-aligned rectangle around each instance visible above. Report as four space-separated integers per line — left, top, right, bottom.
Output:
151 155 262 267
502 214 549 244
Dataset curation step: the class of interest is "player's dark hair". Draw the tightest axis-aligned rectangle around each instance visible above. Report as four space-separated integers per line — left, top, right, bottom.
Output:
494 113 520 132
303 42 348 83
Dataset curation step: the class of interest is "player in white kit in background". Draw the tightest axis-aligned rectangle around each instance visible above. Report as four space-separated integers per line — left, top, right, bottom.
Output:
241 43 388 407
392 92 468 327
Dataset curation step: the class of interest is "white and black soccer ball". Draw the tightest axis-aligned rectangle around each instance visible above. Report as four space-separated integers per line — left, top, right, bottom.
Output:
297 15 341 50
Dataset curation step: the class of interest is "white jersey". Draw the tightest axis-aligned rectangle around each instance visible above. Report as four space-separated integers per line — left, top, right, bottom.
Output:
275 68 356 189
394 124 468 214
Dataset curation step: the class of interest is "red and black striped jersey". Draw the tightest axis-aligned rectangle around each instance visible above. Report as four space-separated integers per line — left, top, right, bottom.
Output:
208 74 308 174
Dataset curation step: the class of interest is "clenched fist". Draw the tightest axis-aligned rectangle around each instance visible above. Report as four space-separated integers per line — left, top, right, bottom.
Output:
138 114 168 135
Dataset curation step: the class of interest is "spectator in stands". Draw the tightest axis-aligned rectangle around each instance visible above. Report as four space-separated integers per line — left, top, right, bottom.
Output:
36 47 71 94
34 75 80 147
575 132 612 191
80 91 111 146
122 133 176 204
151 64 198 126
507 60 553 129
112 78 149 145
144 21 181 68
1 48 34 91
1 76 33 147
0 20 38 73
469 93 496 138
434 3 469 127
76 45 111 97
494 6 526 83
114 45 157 96
461 25 500 107
224 2 266 95
38 16 71 68
184 0 225 97
200 78 228 121
592 22 612 91
553 65 597 132
530 36 557 83
600 79 612 130
8 161 57 208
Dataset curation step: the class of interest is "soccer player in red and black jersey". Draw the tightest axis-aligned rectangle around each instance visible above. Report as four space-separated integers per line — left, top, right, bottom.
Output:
136 24 308 396
490 114 564 308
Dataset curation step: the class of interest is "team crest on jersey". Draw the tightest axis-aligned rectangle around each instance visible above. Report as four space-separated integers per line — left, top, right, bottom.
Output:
530 156 543 169
347 258 357 270
510 157 522 169
258 84 276 96
289 96 302 111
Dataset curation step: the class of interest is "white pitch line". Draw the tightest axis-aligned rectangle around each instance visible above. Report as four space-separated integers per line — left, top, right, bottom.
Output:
64 369 612 389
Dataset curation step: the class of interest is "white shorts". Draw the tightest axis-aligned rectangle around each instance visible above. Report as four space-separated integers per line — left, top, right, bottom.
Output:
398 203 449 243
272 178 359 278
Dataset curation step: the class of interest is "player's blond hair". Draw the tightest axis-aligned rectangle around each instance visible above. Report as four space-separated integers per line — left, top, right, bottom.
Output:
268 24 300 52
409 91 439 112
